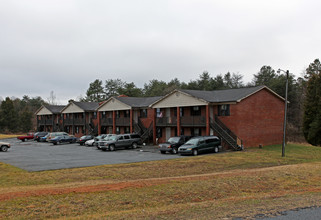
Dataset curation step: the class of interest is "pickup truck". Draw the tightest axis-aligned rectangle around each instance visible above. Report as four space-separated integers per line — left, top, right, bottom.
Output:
17 133 34 142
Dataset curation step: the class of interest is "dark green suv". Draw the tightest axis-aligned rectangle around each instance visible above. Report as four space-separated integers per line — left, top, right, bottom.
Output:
178 136 221 156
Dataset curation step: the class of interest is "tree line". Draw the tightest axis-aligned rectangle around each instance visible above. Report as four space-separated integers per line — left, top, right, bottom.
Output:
0 96 45 133
0 59 320 146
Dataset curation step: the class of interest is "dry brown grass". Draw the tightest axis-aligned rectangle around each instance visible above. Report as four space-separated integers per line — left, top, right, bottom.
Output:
1 144 321 219
0 134 22 139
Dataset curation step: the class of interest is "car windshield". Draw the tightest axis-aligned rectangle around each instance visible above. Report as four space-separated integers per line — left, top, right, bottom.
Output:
168 137 180 143
108 136 117 141
185 138 199 145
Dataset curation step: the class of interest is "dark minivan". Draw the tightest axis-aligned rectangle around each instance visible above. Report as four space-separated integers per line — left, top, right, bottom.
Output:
178 136 221 156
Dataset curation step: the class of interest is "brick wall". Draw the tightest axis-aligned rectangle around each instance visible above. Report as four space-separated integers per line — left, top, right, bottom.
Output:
218 89 284 147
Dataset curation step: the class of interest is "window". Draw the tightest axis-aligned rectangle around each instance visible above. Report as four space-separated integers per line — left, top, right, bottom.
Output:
140 109 147 118
124 110 130 118
116 111 120 118
125 127 130 134
173 108 184 117
191 106 201 116
102 111 106 118
93 112 97 119
156 108 163 118
116 127 120 134
124 135 130 139
218 104 230 116
76 126 79 134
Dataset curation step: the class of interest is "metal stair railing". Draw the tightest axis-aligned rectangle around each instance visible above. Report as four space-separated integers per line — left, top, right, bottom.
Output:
210 116 243 151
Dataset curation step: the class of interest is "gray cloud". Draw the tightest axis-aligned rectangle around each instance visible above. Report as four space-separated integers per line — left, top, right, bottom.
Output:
0 0 320 103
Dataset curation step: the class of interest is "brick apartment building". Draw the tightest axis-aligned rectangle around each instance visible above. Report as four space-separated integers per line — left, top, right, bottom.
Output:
35 85 285 148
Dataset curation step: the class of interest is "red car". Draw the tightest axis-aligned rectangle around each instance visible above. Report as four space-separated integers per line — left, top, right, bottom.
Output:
17 133 34 142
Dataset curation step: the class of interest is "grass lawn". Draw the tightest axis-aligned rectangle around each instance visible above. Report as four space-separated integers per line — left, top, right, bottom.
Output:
1 143 321 219
0 134 22 139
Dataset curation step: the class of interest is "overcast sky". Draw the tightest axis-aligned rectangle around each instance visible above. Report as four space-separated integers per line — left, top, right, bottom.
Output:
0 0 320 104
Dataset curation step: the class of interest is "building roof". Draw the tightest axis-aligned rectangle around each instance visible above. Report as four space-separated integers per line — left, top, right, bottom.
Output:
180 85 268 103
45 105 65 114
114 96 163 108
150 85 285 107
72 101 100 111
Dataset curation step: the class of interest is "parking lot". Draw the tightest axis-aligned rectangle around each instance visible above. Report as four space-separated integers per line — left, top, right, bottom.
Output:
0 138 181 172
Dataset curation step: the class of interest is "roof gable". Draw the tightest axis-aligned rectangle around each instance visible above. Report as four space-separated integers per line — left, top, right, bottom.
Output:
35 106 53 115
62 102 85 113
98 97 131 111
35 105 65 115
151 90 207 108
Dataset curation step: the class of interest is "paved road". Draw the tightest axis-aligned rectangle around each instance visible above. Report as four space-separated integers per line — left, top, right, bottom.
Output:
0 138 181 171
259 206 321 220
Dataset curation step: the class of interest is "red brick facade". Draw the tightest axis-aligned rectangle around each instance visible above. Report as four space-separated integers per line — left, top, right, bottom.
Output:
217 89 284 147
36 87 285 148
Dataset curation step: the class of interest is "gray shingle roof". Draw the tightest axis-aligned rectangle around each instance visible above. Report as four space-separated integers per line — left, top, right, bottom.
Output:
115 96 163 108
180 85 268 103
45 105 65 114
73 102 100 111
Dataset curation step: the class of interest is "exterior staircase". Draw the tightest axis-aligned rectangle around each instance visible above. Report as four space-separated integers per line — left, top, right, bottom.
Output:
134 119 153 143
210 115 243 151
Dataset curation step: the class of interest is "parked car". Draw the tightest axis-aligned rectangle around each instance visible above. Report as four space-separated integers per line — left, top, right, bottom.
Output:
17 133 34 142
77 135 94 145
159 135 192 154
49 135 78 145
46 132 68 142
85 139 95 146
178 136 221 156
98 134 142 151
96 134 116 149
40 133 49 142
33 132 49 142
0 141 11 152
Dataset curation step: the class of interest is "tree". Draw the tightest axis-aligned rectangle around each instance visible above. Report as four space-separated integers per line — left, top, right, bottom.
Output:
0 97 18 132
47 91 57 105
117 82 143 97
19 107 33 132
143 80 168 96
252 66 276 86
303 59 321 146
104 79 125 98
224 72 244 88
84 79 105 102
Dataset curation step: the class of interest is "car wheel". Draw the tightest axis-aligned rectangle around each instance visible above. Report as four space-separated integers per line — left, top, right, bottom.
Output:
109 145 115 151
192 149 198 156
160 151 166 154
132 142 138 149
214 147 219 153
22 139 25 142
1 146 8 152
171 148 178 154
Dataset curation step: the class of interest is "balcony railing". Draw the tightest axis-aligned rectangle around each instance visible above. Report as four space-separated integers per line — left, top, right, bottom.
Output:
74 118 85 125
115 117 130 126
156 117 177 126
38 119 53 125
180 116 206 126
101 118 113 126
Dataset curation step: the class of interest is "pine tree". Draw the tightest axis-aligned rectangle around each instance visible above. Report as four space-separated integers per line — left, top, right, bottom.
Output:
303 59 321 146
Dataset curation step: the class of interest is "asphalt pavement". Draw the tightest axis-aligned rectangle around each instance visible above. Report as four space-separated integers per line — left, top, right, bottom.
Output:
0 138 181 171
259 206 321 220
